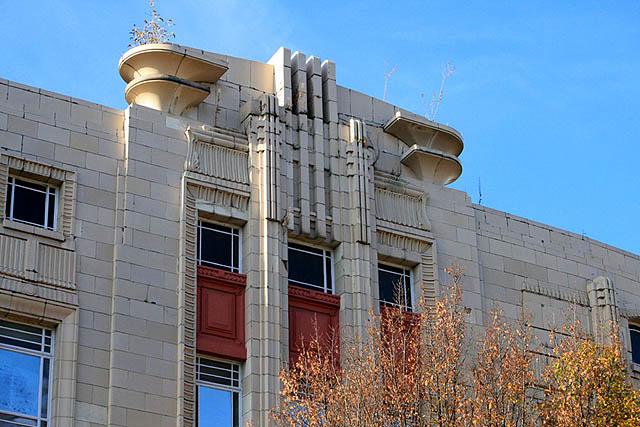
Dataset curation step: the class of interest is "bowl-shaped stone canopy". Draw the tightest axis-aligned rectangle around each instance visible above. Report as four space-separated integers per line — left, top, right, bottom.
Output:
118 43 228 115
383 111 464 185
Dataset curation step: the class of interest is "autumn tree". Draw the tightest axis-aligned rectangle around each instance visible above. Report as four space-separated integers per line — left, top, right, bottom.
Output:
470 310 537 426
272 266 640 426
540 318 640 426
272 266 471 426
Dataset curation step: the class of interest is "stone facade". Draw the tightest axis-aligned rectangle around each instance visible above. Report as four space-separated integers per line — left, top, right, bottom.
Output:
0 43 639 426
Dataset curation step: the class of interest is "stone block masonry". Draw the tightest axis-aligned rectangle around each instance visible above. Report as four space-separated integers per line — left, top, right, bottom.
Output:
0 43 639 427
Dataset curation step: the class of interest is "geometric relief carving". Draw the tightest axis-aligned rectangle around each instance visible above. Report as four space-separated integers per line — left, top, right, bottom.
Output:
421 246 437 307
185 126 249 185
0 236 76 290
347 118 370 243
0 234 26 277
375 187 431 231
188 184 249 212
179 181 198 427
254 94 281 221
36 243 76 289
376 229 430 254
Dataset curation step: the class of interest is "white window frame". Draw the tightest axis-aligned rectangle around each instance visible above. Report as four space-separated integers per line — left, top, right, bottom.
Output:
5 176 58 231
0 319 54 427
197 220 241 273
378 263 414 311
287 242 334 294
196 356 241 427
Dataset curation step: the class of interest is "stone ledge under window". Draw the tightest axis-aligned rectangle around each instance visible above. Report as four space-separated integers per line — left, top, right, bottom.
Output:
2 218 65 242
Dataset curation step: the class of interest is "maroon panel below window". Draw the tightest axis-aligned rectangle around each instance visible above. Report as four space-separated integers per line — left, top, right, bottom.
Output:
197 265 246 361
288 285 340 367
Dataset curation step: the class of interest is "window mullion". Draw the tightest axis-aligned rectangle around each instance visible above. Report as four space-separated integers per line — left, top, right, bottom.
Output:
9 178 16 220
43 188 49 231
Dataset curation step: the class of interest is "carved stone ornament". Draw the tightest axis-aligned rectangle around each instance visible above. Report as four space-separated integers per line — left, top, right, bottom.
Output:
375 187 431 231
185 125 249 185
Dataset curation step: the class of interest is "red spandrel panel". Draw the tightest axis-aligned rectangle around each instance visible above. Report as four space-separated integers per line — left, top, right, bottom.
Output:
197 265 247 361
288 285 340 367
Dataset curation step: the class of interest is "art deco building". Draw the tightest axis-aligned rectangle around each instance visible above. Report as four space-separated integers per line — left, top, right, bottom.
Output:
0 43 639 426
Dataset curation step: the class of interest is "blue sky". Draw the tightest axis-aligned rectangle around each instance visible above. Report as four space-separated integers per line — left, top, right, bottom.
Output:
1 1 638 255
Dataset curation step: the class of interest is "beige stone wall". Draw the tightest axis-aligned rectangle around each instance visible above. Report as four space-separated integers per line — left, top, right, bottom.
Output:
1 43 640 427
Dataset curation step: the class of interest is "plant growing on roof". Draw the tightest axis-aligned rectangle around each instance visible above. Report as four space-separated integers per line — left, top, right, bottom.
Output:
129 0 175 47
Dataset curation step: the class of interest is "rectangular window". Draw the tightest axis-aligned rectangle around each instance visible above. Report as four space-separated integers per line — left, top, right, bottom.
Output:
197 221 240 273
0 319 53 427
288 243 333 294
5 177 57 230
378 264 413 310
630 324 640 365
196 357 240 427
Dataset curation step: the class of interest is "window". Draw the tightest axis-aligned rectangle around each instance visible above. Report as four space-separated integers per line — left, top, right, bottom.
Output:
196 357 240 427
5 177 57 231
378 264 413 310
630 324 640 365
288 243 333 294
0 319 53 427
197 221 240 273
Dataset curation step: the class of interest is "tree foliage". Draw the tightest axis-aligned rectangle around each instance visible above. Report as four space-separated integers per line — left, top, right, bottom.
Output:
129 0 175 47
272 266 640 426
540 320 640 426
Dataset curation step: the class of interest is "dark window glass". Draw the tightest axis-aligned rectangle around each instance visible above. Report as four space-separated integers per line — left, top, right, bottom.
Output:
47 191 56 229
378 264 412 310
288 243 332 293
631 326 640 364
6 178 56 230
198 221 240 272
12 184 47 226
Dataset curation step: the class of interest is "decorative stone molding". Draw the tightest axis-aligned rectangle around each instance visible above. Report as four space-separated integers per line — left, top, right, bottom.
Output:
0 237 76 291
0 234 26 277
0 277 78 316
375 187 431 231
242 94 282 222
347 118 371 244
620 308 640 320
36 244 76 290
376 229 431 254
421 246 437 307
186 180 249 225
178 179 198 427
587 276 619 345
185 126 249 185
521 281 590 307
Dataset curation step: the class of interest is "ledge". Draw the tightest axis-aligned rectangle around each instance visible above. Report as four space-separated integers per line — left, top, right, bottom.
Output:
400 144 462 185
118 43 228 84
118 43 228 114
383 111 463 156
2 219 65 242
